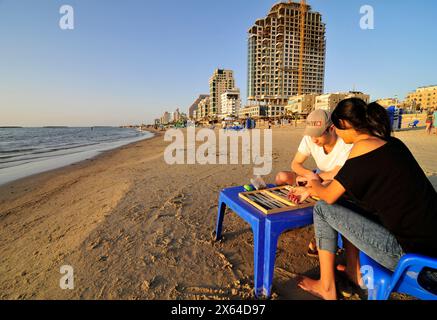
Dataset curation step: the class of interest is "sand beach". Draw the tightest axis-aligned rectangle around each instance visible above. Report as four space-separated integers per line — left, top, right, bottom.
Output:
0 125 436 300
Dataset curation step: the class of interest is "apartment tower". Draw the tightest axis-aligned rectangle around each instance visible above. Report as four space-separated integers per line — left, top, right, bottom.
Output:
188 94 209 119
247 1 326 105
221 89 241 117
405 85 437 110
209 69 236 117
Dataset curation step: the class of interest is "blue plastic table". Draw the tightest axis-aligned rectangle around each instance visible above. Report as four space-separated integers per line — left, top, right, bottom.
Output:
214 185 314 298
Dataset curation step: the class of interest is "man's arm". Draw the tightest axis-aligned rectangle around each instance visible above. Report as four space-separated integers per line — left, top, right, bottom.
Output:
291 152 316 177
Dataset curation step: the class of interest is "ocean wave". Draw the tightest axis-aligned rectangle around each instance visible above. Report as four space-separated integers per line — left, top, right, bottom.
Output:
0 127 151 168
0 130 154 185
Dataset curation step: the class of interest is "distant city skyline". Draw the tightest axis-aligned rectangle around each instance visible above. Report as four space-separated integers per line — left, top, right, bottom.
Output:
1 0 437 126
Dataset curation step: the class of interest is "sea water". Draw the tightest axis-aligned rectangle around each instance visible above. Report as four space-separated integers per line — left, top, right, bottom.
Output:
0 127 153 185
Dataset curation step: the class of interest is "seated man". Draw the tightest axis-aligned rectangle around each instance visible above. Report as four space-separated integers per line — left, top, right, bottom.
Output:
275 109 353 256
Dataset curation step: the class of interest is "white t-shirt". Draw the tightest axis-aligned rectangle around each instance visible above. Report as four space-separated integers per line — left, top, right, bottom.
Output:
297 136 353 172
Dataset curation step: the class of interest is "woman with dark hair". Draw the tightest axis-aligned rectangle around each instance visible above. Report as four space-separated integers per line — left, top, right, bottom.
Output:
289 98 437 300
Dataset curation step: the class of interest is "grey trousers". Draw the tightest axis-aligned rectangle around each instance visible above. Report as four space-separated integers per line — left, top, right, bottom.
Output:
314 201 405 271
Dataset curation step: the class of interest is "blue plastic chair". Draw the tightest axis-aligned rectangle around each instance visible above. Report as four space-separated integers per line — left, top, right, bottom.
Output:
408 120 420 128
214 185 314 298
360 252 437 300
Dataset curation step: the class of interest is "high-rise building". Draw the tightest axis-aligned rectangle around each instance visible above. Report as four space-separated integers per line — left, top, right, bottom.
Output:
188 94 209 119
160 111 170 125
209 69 236 117
173 108 181 122
405 85 437 110
197 96 210 120
247 2 326 105
220 89 241 118
169 112 175 123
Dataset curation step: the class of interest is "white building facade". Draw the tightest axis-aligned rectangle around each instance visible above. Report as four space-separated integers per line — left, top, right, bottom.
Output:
220 89 241 118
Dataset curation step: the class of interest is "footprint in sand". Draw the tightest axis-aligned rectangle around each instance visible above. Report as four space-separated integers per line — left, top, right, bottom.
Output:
169 193 185 206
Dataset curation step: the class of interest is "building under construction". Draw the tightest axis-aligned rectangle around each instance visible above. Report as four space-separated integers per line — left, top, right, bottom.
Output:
247 1 326 105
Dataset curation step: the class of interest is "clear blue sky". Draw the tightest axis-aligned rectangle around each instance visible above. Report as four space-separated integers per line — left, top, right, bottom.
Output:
1 0 436 126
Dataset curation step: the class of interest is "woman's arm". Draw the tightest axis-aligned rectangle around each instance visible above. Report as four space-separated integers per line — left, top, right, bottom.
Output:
308 179 346 205
318 166 342 181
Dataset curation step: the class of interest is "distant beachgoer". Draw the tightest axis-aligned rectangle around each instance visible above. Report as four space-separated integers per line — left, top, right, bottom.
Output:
275 109 353 257
426 109 434 135
433 109 437 135
289 99 437 300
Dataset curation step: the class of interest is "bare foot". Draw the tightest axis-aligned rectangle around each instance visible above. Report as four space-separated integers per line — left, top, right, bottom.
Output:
297 276 337 300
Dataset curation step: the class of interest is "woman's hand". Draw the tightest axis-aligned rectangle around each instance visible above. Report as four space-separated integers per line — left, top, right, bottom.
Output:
287 186 311 204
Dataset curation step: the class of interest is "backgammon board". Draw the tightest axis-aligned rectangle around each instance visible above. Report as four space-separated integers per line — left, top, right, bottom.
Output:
239 185 318 215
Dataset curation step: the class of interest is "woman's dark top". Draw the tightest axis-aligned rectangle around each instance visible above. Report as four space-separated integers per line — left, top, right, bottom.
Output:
335 137 437 256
